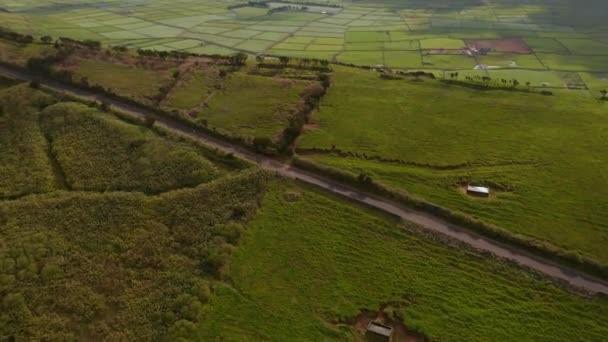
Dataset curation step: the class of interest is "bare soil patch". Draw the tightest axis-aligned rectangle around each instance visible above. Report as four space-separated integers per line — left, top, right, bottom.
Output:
353 309 426 342
465 38 531 54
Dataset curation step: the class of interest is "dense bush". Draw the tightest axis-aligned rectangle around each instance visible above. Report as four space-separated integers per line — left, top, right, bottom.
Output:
0 85 57 198
39 102 222 194
0 169 270 340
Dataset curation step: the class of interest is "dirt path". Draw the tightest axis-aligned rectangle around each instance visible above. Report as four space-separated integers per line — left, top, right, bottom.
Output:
2 65 608 295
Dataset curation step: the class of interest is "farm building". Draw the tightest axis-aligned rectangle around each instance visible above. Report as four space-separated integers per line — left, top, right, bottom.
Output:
467 185 490 197
366 321 394 342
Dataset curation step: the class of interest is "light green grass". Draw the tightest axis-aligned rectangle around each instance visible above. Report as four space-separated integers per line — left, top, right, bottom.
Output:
337 50 384 66
536 53 608 72
345 31 390 43
202 73 310 139
195 180 608 341
298 66 608 264
525 38 570 53
73 59 172 105
420 38 466 49
422 54 477 68
476 53 545 69
384 50 423 68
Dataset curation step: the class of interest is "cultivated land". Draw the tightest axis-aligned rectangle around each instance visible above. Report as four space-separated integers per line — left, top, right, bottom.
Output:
0 0 608 93
1 1 608 339
1 84 608 341
298 66 608 265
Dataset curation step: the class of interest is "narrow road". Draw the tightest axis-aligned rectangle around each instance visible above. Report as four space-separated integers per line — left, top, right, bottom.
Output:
2 65 608 295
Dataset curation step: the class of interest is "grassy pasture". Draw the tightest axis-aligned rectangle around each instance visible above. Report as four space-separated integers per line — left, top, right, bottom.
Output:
201 73 312 139
476 53 545 69
536 54 608 72
71 59 173 105
298 66 608 264
195 180 608 341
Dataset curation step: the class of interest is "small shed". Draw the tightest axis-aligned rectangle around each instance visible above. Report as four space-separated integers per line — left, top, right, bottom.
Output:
467 185 490 198
366 321 393 342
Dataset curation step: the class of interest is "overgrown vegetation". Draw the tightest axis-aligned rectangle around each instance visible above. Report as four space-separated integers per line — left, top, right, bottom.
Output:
0 82 271 340
0 169 270 340
39 102 222 194
0 85 57 198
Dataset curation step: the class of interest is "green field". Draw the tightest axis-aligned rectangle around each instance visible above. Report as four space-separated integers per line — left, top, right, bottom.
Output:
298 66 608 265
71 59 174 105
1 0 607 90
201 72 313 139
194 180 608 341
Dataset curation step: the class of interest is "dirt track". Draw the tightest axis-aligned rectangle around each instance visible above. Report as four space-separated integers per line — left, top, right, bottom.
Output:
2 65 608 295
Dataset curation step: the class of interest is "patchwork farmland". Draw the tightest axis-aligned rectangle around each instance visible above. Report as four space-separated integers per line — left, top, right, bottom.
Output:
1 0 608 341
1 0 608 93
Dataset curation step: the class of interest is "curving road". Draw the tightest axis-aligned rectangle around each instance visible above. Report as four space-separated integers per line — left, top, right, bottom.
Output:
2 65 608 295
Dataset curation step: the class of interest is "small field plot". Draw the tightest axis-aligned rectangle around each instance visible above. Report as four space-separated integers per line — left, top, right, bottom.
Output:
476 53 545 69
345 31 390 43
201 73 311 139
557 38 608 55
579 72 608 96
465 38 531 53
337 51 384 66
234 39 275 53
71 59 172 105
384 40 420 50
232 6 268 20
536 54 608 72
162 70 218 111
384 51 422 68
420 38 466 49
422 54 477 68
525 38 570 53
486 70 565 88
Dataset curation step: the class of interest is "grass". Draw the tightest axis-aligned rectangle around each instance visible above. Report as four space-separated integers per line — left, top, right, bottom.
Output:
162 70 217 111
422 54 477 68
536 54 608 72
476 53 545 69
194 180 608 341
337 50 384 66
420 38 466 49
384 50 422 68
39 102 223 194
202 73 311 139
298 66 608 264
73 59 172 105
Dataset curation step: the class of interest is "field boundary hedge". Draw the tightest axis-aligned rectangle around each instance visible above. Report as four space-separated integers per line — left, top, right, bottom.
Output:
292 155 608 281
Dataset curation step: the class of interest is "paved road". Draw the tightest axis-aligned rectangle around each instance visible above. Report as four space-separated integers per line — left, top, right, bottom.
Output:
2 65 608 295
